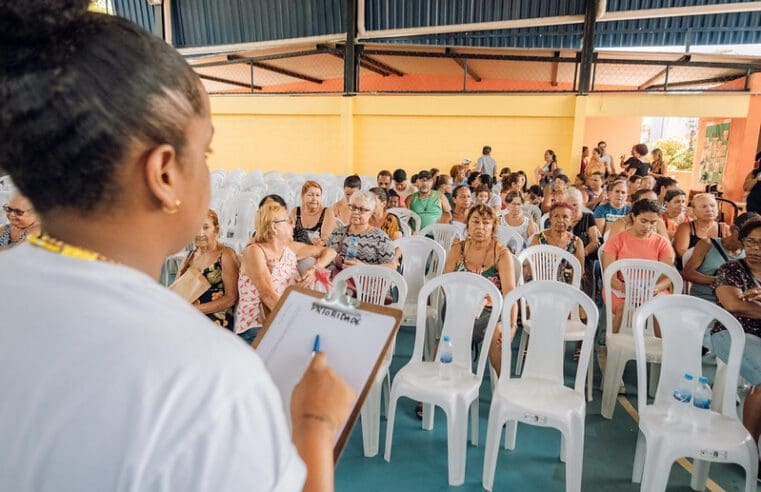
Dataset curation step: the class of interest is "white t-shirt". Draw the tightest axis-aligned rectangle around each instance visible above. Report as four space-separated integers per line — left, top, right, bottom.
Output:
0 244 305 491
477 155 497 177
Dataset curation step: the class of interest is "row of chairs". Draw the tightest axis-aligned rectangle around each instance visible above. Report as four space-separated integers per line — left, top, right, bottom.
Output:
340 241 757 491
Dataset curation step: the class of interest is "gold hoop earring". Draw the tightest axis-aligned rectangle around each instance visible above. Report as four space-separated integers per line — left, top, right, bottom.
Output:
163 199 182 215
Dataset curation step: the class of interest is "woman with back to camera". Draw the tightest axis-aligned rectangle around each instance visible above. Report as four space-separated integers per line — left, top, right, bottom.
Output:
0 2 352 490
177 209 239 330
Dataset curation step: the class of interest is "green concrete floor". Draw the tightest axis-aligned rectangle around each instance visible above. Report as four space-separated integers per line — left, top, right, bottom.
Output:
335 326 752 492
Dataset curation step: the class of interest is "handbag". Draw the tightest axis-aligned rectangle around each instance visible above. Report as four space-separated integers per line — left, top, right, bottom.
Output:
169 268 212 303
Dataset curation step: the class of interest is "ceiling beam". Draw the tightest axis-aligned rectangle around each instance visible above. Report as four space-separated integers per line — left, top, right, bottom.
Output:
318 44 390 77
198 74 262 91
639 54 691 89
445 48 482 82
358 54 405 76
228 55 324 84
644 72 748 90
550 50 560 87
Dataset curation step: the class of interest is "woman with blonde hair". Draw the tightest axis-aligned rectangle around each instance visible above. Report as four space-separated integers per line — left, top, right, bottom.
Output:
237 202 336 343
177 209 238 330
650 148 666 176
674 192 731 258
0 193 40 249
291 180 337 246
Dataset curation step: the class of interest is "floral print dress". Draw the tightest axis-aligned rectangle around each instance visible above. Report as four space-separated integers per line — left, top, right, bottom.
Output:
198 254 235 331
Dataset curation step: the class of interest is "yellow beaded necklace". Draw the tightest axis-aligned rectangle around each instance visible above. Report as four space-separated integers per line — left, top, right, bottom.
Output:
27 233 116 263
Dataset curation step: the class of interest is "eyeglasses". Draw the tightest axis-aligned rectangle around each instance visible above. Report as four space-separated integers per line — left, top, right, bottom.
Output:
349 205 373 214
2 205 30 217
742 238 761 250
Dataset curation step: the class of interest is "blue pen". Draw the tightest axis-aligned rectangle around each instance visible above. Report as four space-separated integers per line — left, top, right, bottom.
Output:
311 334 320 358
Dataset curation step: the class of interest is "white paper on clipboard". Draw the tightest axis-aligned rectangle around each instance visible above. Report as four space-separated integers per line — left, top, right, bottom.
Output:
254 286 401 455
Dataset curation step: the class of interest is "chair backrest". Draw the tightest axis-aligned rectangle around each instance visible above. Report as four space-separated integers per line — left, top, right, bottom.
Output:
517 244 582 287
224 192 259 252
682 247 695 267
240 172 265 191
539 213 550 229
333 265 408 311
603 259 683 336
496 225 525 255
419 223 463 254
387 208 421 233
413 272 502 381
633 295 745 417
508 252 522 286
501 281 598 391
392 237 446 307
398 220 412 237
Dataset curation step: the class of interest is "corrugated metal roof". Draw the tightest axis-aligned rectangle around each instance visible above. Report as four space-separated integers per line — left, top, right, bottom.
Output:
114 0 761 50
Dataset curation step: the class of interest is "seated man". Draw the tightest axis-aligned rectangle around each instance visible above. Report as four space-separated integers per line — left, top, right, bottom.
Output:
376 169 392 190
392 168 417 203
406 170 451 228
331 174 362 225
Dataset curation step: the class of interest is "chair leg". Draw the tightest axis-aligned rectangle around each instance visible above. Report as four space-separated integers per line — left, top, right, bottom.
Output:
446 402 469 486
640 441 671 492
514 330 529 376
504 420 518 450
648 363 660 399
422 403 435 430
564 425 585 492
482 406 503 491
360 381 382 457
690 459 710 491
383 390 400 462
631 431 646 483
469 398 479 446
739 440 759 492
601 350 625 419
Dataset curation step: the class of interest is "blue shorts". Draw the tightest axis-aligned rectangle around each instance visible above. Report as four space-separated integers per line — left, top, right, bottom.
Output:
710 330 761 385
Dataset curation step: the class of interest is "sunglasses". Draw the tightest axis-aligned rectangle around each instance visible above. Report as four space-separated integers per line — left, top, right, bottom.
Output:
349 205 373 214
2 205 30 216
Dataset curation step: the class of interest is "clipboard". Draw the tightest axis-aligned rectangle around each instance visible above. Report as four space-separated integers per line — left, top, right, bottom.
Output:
252 280 403 462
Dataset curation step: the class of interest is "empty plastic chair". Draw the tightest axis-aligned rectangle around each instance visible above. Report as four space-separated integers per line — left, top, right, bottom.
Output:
385 272 503 486
333 266 408 458
419 223 464 254
387 208 421 234
495 226 525 255
601 259 683 419
631 295 758 492
483 281 598 492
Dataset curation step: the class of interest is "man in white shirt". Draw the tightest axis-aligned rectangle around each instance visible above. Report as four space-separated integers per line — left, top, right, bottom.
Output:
392 168 417 203
598 140 616 175
476 145 497 177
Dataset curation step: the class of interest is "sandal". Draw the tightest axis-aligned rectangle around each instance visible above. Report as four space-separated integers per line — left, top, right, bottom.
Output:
415 402 423 420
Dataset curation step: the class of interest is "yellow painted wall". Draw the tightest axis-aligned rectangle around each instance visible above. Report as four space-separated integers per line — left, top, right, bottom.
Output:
207 93 754 201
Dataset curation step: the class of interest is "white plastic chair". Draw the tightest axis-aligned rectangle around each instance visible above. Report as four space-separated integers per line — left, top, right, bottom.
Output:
333 266 408 458
514 245 595 399
483 281 598 492
600 259 683 419
392 237 446 358
540 213 550 229
384 272 503 486
631 295 758 492
681 246 695 294
420 223 463 254
387 207 421 234
220 192 258 253
495 226 525 255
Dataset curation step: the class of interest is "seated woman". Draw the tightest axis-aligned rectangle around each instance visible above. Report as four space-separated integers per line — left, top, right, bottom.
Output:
593 179 630 237
444 204 516 376
177 210 238 330
661 188 688 240
564 187 601 295
326 190 396 274
1 193 41 249
435 174 454 209
540 174 570 213
601 199 676 333
529 202 585 284
683 212 756 304
450 185 472 227
237 202 336 344
369 187 403 241
606 189 670 240
713 217 761 448
291 180 337 246
674 192 731 259
502 191 538 247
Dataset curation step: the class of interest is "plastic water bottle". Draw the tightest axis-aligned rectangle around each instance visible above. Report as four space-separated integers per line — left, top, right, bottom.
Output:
669 373 694 423
439 336 454 380
345 236 359 261
692 376 713 430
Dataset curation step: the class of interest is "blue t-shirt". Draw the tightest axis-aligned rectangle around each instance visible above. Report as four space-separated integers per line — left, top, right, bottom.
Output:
593 203 630 224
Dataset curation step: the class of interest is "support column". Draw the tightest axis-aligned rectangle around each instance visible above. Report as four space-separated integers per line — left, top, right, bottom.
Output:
343 0 359 94
577 0 598 95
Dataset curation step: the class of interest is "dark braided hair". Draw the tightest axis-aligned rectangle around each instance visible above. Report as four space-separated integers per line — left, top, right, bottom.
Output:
0 0 204 215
